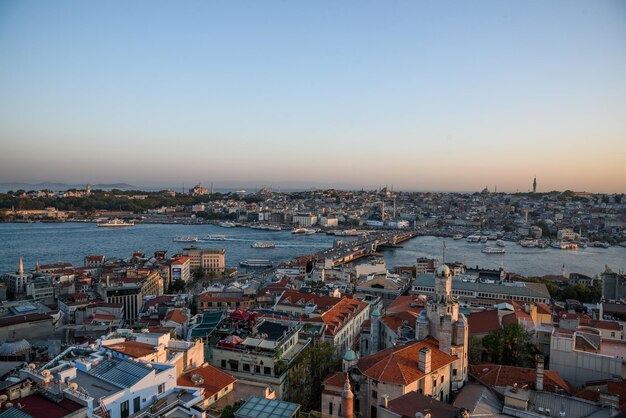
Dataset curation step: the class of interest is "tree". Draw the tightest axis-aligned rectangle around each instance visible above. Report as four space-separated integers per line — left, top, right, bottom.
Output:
288 342 341 411
482 323 538 367
468 335 483 365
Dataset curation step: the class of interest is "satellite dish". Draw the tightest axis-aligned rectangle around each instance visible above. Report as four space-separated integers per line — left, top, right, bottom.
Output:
28 363 36 370
69 382 79 391
0 395 8 403
41 370 51 377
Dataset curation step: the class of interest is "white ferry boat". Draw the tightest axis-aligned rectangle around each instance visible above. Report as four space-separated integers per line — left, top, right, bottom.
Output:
251 241 275 249
496 240 506 247
292 228 307 234
239 259 273 268
97 218 134 228
174 236 199 242
453 234 463 240
218 222 236 228
305 229 317 235
204 234 227 241
482 247 506 254
466 235 481 243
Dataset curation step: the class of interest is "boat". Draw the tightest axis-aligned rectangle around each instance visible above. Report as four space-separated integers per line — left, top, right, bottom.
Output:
204 234 227 241
97 218 134 228
479 236 488 243
239 259 273 268
251 241 275 249
292 228 307 234
496 240 506 247
482 247 506 254
560 242 578 250
520 239 538 248
466 235 481 243
174 236 199 242
305 229 317 235
453 234 463 240
218 222 236 228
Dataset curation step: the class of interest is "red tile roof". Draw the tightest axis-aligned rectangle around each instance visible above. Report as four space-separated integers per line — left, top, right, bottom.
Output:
313 297 368 336
380 311 419 333
386 390 460 418
468 310 501 335
470 364 571 394
276 290 341 311
104 341 156 358
387 295 426 315
575 380 626 411
4 393 84 418
323 371 348 390
177 364 237 399
164 309 188 324
357 337 457 385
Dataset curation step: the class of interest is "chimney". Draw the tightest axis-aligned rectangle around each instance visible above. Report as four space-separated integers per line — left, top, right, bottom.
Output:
381 394 389 409
419 347 431 374
535 355 544 391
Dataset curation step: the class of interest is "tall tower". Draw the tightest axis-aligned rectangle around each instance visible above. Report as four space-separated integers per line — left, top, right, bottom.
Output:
341 374 354 418
533 177 537 193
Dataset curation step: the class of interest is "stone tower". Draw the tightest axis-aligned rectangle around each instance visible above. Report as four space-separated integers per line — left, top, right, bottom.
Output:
369 308 381 354
415 262 469 388
341 374 354 418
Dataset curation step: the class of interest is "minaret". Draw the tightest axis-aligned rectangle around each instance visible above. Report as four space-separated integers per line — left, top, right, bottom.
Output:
341 374 354 418
533 177 537 193
18 256 24 275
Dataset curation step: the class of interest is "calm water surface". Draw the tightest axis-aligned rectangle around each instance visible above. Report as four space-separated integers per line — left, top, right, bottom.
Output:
0 223 624 277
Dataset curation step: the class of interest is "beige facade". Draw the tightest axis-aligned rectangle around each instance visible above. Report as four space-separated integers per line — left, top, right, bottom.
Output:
185 248 225 273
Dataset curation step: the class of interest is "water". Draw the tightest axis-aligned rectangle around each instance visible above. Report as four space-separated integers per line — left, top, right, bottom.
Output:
0 223 624 277
0 223 344 273
380 236 626 277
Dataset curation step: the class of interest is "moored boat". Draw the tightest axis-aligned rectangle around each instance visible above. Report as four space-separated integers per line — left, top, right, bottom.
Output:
239 259 273 268
97 218 134 228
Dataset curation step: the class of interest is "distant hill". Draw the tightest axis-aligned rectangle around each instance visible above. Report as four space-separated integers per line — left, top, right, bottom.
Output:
0 182 139 192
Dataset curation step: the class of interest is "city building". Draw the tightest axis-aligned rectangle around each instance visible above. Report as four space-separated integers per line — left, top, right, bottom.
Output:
209 319 311 399
411 273 550 307
184 247 225 274
96 270 163 324
171 256 191 282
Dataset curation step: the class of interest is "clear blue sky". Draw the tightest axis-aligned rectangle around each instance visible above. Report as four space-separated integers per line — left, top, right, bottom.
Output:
1 1 625 192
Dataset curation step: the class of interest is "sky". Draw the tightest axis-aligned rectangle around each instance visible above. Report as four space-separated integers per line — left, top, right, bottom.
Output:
0 1 625 193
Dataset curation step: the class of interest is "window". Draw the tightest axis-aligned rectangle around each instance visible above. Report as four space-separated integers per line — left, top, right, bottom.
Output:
441 376 444 383
372 390 377 399
158 383 165 394
264 367 271 375
221 360 226 368
120 400 129 418
243 364 250 372
453 369 457 376
611 332 616 337
255 365 260 373
133 397 140 413
329 402 333 415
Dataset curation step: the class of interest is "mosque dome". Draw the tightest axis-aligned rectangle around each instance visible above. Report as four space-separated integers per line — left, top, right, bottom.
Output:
343 349 357 361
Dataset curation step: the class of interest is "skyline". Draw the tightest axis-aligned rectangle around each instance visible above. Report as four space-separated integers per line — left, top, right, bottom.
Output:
1 1 625 193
